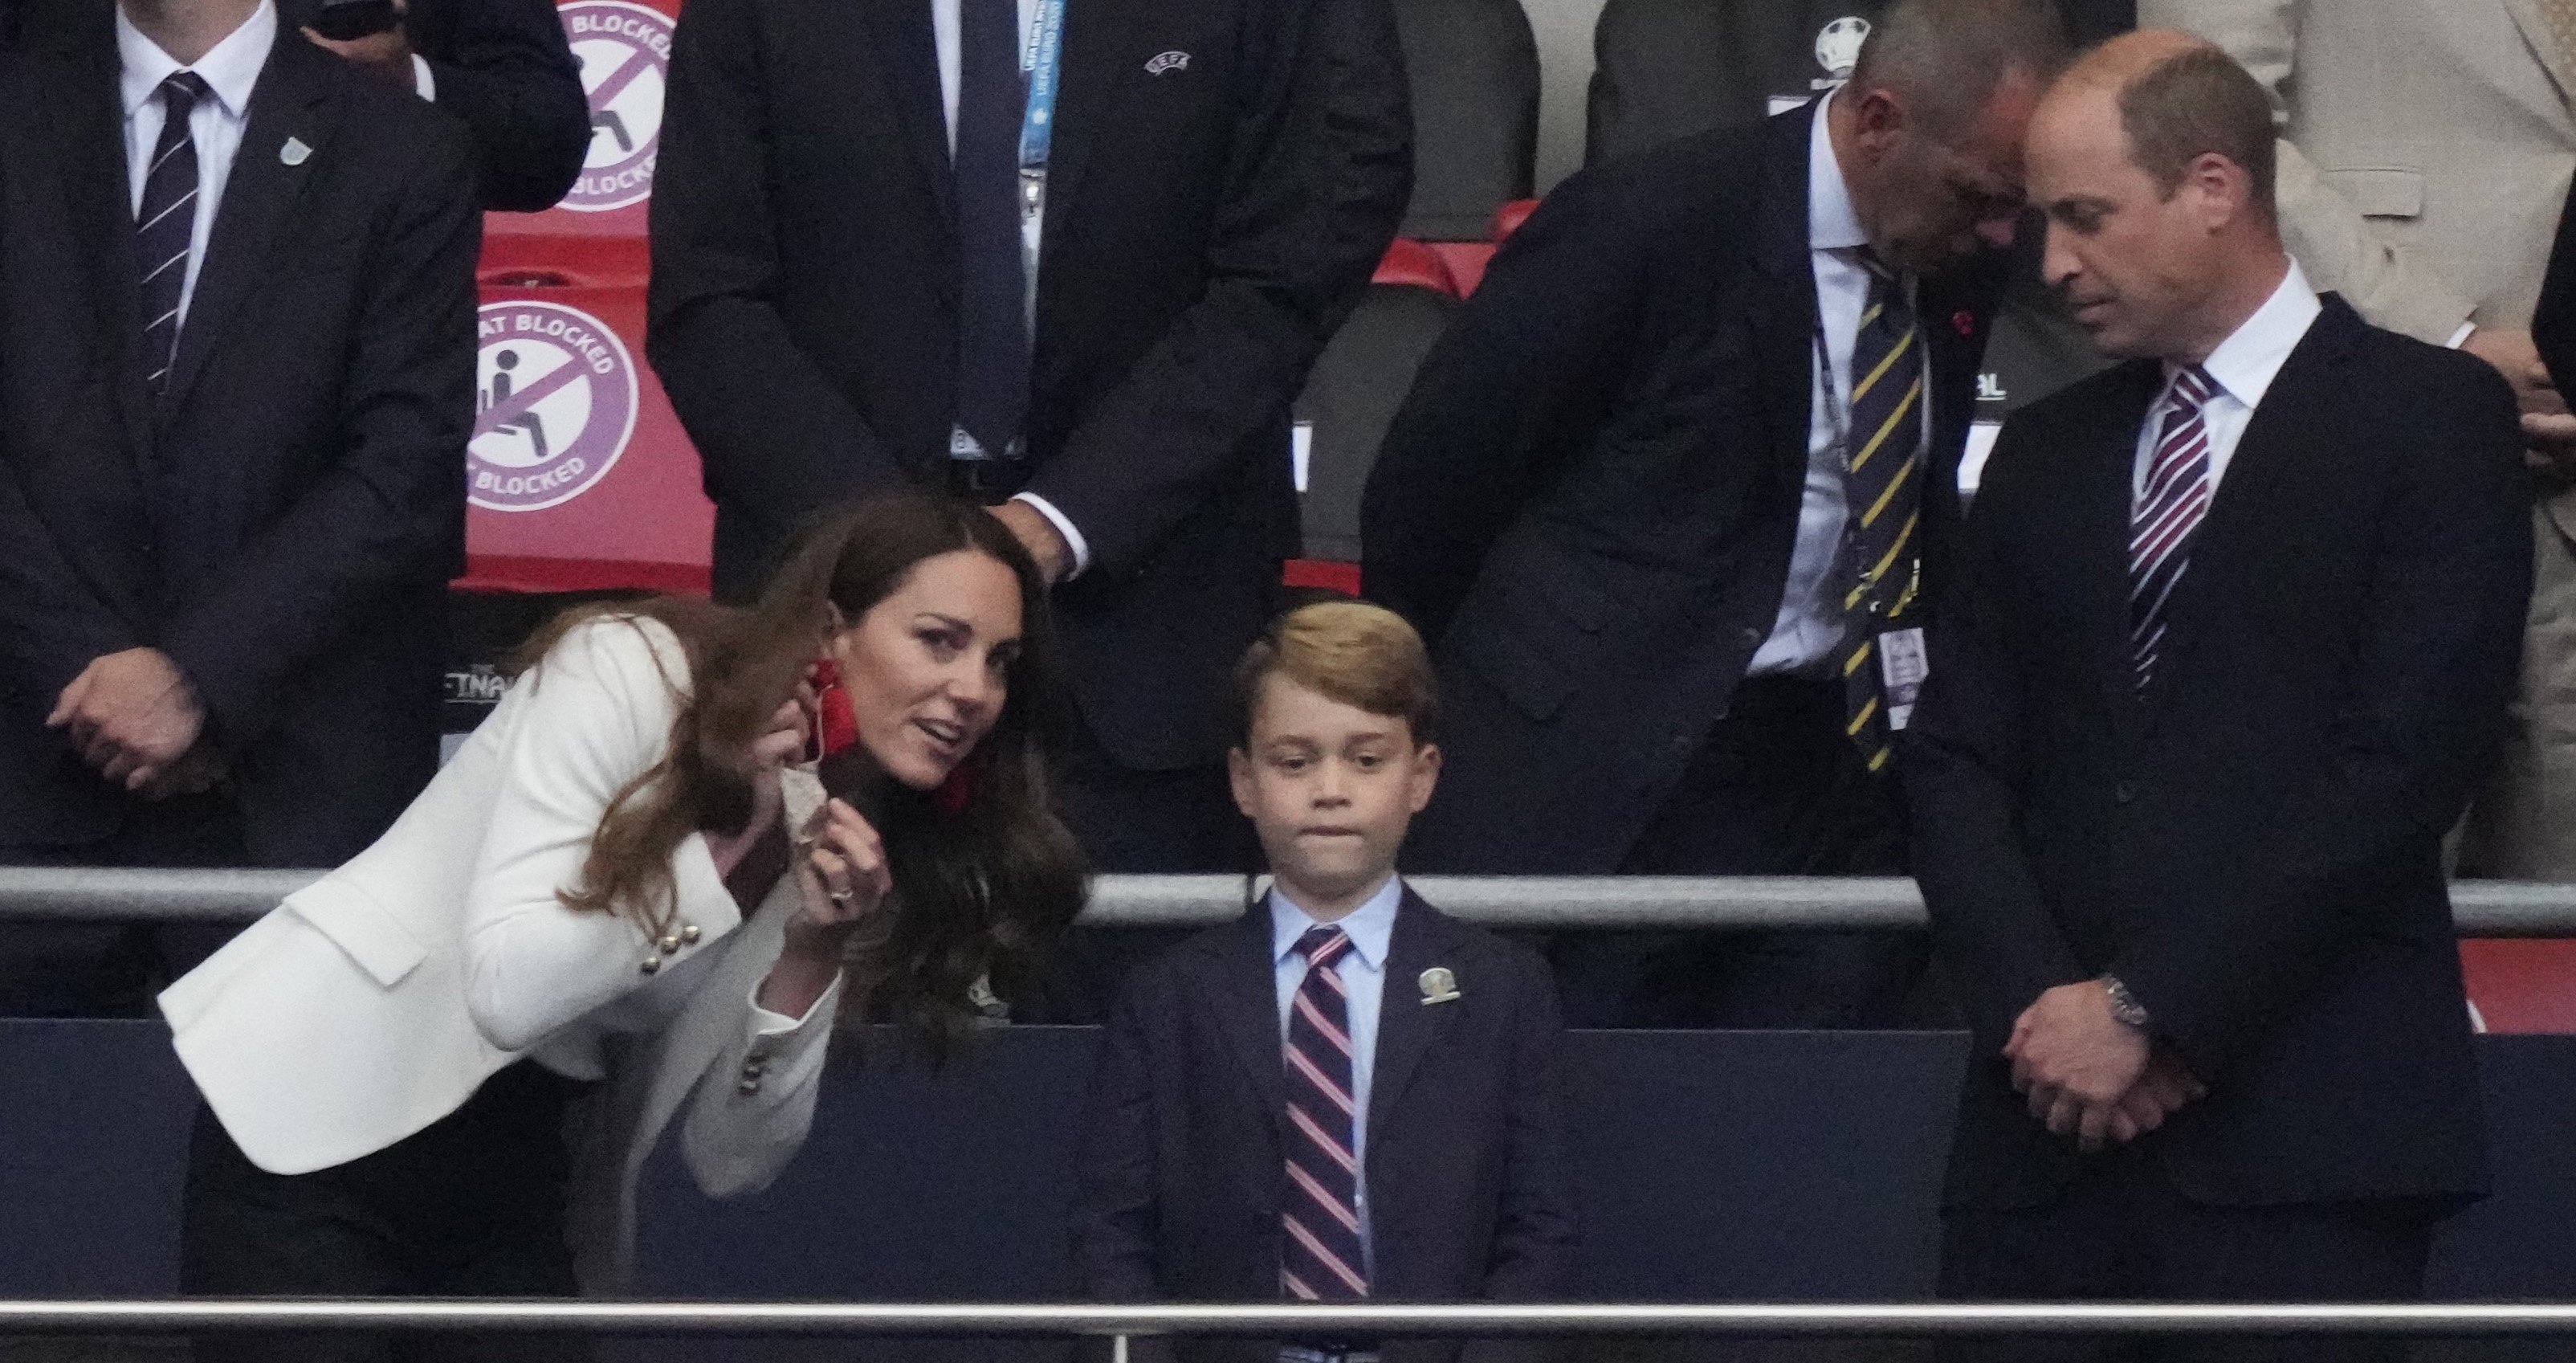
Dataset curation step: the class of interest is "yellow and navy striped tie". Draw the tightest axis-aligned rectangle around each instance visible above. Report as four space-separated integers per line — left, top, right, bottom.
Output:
1836 258 1925 774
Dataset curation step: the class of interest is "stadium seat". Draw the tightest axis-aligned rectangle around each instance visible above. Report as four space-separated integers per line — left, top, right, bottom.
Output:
1393 0 1540 241
1292 240 1464 565
481 0 680 248
1429 197 1540 300
2462 940 2576 1034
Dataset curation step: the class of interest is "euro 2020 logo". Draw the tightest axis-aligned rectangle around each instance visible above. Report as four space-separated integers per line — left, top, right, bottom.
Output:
560 0 674 212
471 301 638 512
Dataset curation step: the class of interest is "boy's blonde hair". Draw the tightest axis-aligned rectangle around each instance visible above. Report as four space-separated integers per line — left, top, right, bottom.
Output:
1230 598 1439 748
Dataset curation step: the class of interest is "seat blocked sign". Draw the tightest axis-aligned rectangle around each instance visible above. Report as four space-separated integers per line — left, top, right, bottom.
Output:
471 300 638 512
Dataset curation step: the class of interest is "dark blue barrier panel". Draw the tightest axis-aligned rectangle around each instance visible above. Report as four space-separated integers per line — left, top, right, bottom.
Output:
9 1022 2576 1345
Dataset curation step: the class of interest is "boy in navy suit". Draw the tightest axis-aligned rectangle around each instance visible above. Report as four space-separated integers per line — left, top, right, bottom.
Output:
1075 599 1577 1363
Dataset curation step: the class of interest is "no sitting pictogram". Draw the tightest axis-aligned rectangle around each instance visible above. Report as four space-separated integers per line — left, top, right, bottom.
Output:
471 301 639 512
559 0 674 212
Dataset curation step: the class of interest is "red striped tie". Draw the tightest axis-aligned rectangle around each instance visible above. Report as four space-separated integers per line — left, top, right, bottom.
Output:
2129 365 2216 690
1282 926 1369 1300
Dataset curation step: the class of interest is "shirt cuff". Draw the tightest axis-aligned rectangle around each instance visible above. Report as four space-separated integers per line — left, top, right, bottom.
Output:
1011 492 1091 579
2448 321 2477 349
748 969 843 1035
411 54 436 101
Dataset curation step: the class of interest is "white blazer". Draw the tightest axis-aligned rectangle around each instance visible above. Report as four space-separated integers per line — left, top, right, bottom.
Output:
161 616 841 1291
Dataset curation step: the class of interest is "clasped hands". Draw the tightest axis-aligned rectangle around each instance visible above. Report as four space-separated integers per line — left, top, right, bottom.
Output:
47 647 220 798
2006 980 2207 1154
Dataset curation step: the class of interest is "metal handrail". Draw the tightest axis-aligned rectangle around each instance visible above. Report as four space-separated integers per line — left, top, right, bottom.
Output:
2 868 2574 933
8 1300 2576 1336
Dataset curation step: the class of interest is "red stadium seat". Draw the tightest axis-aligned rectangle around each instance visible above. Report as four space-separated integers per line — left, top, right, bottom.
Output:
2460 940 2576 1034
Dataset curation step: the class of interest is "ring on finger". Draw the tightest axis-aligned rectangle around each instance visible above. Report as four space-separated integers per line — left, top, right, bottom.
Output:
829 885 856 904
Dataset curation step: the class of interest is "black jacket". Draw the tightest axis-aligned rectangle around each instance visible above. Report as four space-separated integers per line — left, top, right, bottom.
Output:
0 21 476 863
279 0 588 212
1362 104 2001 871
645 0 1412 769
1907 295 2529 1210
1074 886 1576 1363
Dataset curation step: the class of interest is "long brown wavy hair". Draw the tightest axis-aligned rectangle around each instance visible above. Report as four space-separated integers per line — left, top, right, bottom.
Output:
510 492 1087 1036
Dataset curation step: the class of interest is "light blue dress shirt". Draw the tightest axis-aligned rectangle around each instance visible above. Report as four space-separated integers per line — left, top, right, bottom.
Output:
1270 875 1400 1274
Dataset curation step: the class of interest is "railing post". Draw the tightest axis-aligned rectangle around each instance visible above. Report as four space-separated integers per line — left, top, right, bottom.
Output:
1115 1333 1130 1363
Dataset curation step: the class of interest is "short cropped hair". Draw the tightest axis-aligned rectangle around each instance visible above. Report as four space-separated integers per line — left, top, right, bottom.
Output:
1230 599 1440 749
1847 0 2071 138
2117 43 2277 214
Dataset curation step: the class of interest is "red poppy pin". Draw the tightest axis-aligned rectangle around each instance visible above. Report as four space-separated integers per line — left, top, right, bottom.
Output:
1952 309 1977 337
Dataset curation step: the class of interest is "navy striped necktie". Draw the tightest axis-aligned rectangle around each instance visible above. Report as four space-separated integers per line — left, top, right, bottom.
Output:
2130 365 2217 691
1282 925 1369 1300
137 71 210 395
952 0 1030 467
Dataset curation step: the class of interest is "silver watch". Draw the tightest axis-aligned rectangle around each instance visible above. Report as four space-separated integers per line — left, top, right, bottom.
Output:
2101 974 2150 1030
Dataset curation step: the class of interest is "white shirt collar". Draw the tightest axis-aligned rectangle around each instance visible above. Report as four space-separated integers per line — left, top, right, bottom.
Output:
1270 875 1403 972
2170 257 2321 410
1807 87 1867 254
119 0 276 124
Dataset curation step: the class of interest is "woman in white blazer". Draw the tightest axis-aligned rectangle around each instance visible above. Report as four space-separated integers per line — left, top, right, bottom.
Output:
160 492 1086 1362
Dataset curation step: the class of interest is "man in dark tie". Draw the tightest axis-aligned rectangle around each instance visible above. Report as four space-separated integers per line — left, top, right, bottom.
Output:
0 0 476 1013
646 0 1412 876
1910 33 2530 1358
1361 0 2067 1027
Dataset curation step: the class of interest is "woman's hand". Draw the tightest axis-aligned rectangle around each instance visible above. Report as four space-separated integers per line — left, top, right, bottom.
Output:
758 797 886 1017
703 695 809 879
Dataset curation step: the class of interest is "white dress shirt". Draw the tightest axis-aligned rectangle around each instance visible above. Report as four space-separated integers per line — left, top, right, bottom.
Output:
120 0 276 333
1270 874 1400 1273
2132 259 2322 501
931 0 1091 575
1750 88 1930 677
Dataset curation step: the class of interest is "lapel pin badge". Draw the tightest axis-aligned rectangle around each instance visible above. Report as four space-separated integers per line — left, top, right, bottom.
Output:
280 137 313 167
1418 966 1461 1006
1145 50 1190 75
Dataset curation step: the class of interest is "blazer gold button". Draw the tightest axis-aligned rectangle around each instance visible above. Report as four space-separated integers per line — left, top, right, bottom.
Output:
658 934 681 953
681 924 703 943
639 955 661 975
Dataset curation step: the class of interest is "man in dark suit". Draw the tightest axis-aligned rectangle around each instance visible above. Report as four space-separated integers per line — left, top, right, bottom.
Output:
1910 35 2530 1359
1077 601 1575 1363
1361 0 2065 1027
287 0 588 212
0 0 476 1014
646 0 1412 875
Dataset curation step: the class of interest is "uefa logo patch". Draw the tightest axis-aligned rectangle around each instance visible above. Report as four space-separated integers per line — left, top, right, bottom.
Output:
560 0 673 212
1816 16 1870 79
471 301 638 512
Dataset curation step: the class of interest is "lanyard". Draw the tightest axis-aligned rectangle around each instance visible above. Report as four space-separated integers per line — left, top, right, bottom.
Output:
1017 0 1067 312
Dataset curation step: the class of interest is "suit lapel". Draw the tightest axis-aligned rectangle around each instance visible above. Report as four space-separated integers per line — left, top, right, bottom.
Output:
2071 361 2164 757
860 0 956 231
1033 0 1141 271
2503 0 2576 108
1364 889 1457 1140
1205 908 1287 1130
2142 300 2363 737
1756 106 1821 500
31 26 157 486
157 33 333 419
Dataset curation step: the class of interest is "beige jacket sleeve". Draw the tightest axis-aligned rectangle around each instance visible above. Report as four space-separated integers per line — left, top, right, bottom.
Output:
2140 0 2481 345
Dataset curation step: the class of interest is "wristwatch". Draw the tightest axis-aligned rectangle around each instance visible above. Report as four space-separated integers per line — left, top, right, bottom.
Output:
2100 974 2151 1030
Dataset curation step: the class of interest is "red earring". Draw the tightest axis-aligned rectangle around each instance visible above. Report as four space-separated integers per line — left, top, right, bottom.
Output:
805 659 860 761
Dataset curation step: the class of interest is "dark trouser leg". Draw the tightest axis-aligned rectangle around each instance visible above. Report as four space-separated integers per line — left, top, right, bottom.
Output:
1939 1149 2442 1363
183 1063 593 1363
0 794 248 1018
1559 677 1923 1028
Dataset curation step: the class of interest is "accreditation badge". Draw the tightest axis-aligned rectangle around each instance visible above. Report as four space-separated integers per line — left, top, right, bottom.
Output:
1877 626 1929 731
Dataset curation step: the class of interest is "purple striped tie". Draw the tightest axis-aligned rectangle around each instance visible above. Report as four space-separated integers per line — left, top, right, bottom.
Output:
1282 926 1369 1300
2129 365 2216 691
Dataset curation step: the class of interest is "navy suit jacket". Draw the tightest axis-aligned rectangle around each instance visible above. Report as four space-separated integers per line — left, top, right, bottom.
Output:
1908 296 2526 1210
1362 104 2003 872
646 0 1412 770
1074 885 1576 1363
0 16 475 863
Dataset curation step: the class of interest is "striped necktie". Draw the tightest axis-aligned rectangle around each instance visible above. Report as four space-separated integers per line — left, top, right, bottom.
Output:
137 71 210 395
2130 365 2217 690
952 0 1031 469
1835 256 1926 773
1281 925 1368 1301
